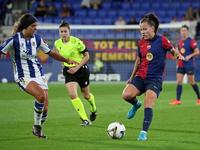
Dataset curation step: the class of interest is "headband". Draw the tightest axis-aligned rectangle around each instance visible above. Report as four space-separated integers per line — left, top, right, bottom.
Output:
23 15 38 29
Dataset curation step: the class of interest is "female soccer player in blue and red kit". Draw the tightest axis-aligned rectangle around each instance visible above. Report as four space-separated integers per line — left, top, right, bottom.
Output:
169 25 200 105
122 13 185 140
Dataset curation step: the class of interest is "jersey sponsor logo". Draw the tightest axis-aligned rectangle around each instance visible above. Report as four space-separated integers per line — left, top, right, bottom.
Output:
1 41 7 47
181 48 185 53
146 53 153 61
32 42 36 47
154 86 158 89
147 45 151 49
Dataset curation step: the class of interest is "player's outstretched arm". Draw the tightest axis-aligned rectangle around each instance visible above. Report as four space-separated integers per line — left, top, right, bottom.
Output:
48 50 79 65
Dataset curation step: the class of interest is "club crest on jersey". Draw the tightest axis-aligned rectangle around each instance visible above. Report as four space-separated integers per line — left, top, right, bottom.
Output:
146 53 153 61
181 48 185 53
1 41 7 47
147 45 151 49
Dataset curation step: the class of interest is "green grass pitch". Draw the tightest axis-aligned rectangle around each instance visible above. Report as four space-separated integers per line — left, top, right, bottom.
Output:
0 82 200 150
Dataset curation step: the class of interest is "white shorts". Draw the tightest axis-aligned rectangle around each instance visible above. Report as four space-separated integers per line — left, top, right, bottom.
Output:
17 76 48 91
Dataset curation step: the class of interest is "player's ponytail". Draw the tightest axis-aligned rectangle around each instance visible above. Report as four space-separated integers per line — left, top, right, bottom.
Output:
59 20 70 30
140 13 159 34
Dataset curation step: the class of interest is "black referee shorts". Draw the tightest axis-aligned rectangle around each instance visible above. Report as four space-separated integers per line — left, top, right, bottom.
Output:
63 64 90 88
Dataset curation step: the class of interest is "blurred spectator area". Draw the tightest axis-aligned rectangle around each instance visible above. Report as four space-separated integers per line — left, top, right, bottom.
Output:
26 0 200 25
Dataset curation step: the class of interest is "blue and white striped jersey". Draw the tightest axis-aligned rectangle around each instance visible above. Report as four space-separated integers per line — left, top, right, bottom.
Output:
0 31 51 82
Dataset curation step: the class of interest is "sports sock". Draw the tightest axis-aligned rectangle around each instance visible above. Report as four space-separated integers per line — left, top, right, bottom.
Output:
126 97 138 105
41 113 48 125
142 108 153 132
192 84 200 99
86 93 96 112
34 100 45 125
71 97 88 120
176 85 182 101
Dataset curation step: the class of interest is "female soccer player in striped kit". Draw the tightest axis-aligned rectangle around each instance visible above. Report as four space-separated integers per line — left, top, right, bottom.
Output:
54 20 97 126
122 13 185 140
169 25 200 105
0 13 78 138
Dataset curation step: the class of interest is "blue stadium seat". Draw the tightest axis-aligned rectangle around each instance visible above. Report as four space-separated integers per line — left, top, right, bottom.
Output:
63 17 73 24
132 2 140 9
157 10 167 17
54 17 62 24
121 2 131 9
123 16 130 23
118 10 127 18
127 10 137 17
75 33 84 39
36 17 43 23
116 32 125 39
181 1 191 9
98 10 107 17
105 32 115 39
125 32 135 39
83 18 93 25
75 9 87 17
88 9 98 17
151 3 160 9
43 17 53 23
95 33 105 39
103 18 113 25
66 2 72 8
137 10 146 17
102 2 111 9
72 3 81 10
52 2 62 11
141 2 151 9
171 2 181 9
147 9 157 15
111 1 122 9
85 33 94 39
28 9 35 15
73 17 83 24
136 32 141 38
177 10 187 18
163 17 173 23
93 18 103 25
191 1 200 8
107 9 117 17
32 2 39 10
161 2 170 9
167 10 177 17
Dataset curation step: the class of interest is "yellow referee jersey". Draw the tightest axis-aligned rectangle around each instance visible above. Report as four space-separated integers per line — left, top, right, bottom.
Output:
54 36 86 67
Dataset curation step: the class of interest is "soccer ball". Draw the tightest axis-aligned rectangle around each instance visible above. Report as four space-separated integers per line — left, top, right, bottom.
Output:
107 122 126 139
1 78 8 84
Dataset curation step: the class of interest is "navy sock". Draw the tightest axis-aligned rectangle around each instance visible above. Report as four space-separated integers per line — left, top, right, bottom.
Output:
126 97 138 105
41 113 48 125
192 84 200 99
176 85 182 101
142 108 153 132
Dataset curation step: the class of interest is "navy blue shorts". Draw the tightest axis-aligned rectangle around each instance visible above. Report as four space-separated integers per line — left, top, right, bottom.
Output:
129 76 162 97
177 67 194 75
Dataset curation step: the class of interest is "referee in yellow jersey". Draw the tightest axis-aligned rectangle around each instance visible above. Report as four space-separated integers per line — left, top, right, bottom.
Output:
54 20 97 126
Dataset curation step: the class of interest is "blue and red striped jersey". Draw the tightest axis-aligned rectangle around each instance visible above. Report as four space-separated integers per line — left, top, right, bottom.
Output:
136 35 173 84
177 37 197 68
